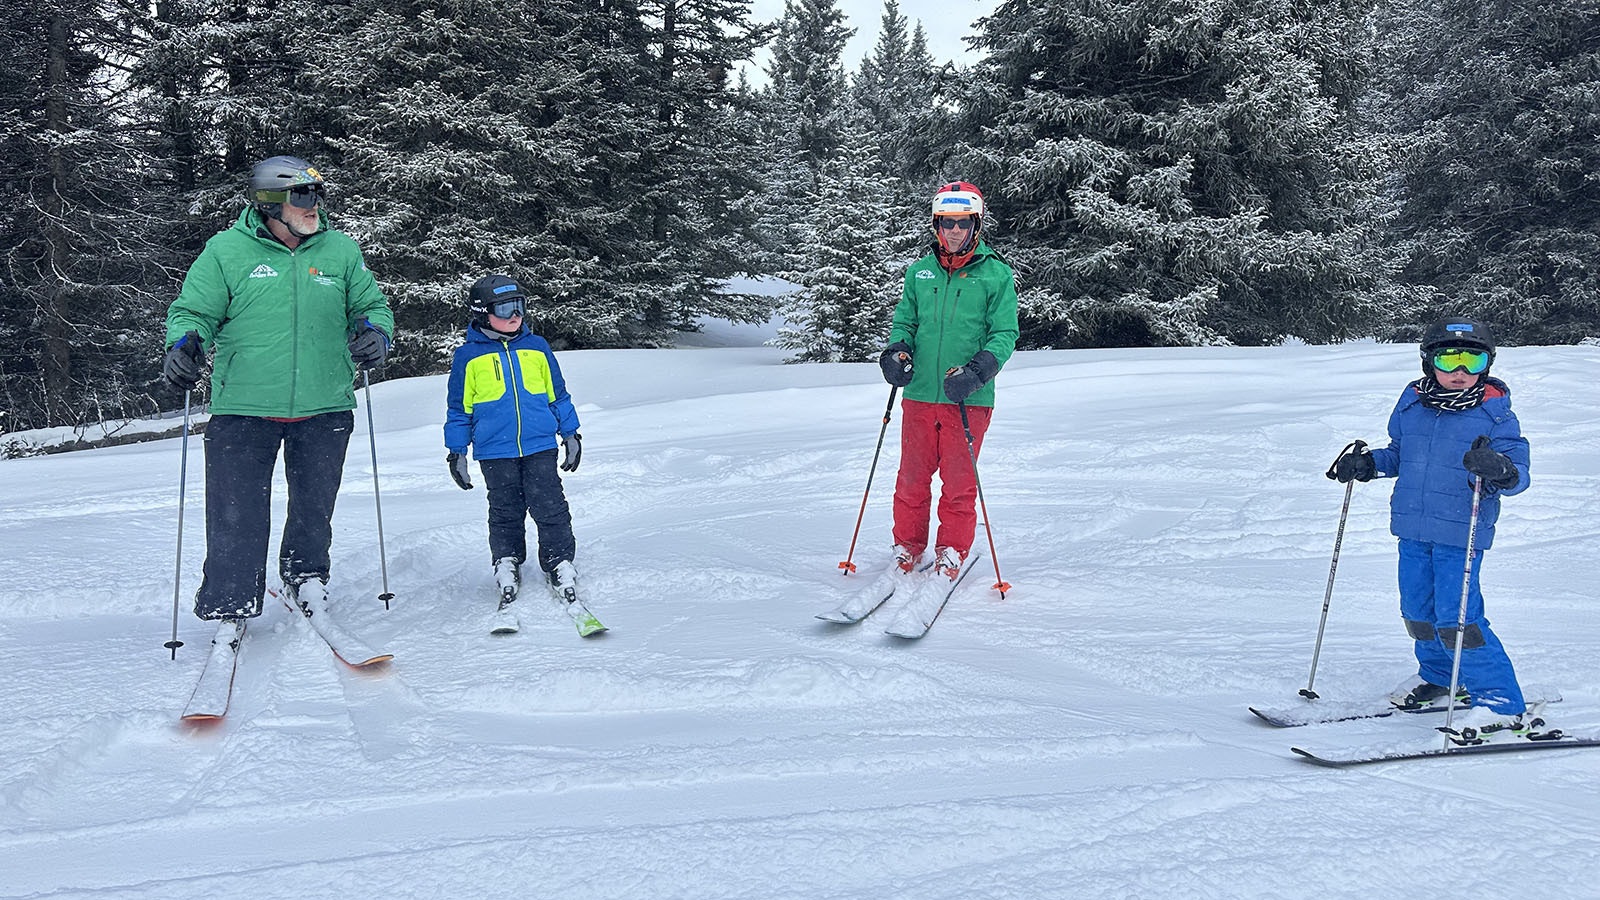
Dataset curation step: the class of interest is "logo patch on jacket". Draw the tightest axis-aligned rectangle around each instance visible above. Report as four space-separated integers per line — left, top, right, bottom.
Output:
249 264 279 279
915 269 936 279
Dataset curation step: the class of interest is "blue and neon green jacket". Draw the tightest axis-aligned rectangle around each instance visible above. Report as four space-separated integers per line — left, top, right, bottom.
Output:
444 325 579 460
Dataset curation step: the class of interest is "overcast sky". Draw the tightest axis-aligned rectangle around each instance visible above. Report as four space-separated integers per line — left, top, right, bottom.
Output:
745 0 1001 72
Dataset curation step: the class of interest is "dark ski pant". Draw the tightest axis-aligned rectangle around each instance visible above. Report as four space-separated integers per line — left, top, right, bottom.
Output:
1398 538 1525 714
195 412 354 620
481 449 575 575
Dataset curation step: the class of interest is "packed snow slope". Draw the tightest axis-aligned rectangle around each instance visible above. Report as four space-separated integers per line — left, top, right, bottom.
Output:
3 339 1600 899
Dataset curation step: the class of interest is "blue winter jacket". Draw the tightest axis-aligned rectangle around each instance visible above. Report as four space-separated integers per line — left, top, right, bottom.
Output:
444 325 580 460
1368 378 1529 551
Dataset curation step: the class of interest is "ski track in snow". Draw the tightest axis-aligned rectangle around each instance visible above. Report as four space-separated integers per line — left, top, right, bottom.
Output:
4 343 1600 897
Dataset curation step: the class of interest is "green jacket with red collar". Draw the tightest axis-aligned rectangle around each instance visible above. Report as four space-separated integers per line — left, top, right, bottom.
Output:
888 241 1020 407
164 207 394 417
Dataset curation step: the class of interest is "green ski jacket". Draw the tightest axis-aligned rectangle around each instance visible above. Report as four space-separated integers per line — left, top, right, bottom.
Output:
888 242 1019 407
165 208 394 418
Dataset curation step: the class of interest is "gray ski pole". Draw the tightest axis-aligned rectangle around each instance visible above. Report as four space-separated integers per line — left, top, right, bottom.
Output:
1440 438 1488 745
1301 439 1367 700
363 372 394 610
839 386 898 575
957 401 1010 597
164 390 193 659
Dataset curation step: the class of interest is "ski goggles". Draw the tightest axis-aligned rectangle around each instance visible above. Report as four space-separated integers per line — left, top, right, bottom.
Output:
258 183 326 209
1431 347 1490 375
489 298 526 319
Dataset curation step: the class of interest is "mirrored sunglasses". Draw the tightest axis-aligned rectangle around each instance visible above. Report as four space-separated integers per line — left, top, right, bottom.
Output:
1432 347 1489 375
934 216 975 231
490 298 526 319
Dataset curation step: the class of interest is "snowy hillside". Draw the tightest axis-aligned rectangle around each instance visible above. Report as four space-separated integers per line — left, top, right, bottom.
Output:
3 339 1600 898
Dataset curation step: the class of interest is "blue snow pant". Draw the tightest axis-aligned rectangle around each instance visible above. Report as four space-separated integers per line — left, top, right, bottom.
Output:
480 450 575 576
195 412 354 620
1398 538 1525 714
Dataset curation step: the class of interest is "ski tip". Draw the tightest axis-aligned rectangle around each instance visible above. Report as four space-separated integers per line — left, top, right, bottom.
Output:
578 623 609 638
345 653 394 668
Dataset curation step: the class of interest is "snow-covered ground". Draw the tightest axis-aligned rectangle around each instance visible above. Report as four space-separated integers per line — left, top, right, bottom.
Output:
3 336 1600 898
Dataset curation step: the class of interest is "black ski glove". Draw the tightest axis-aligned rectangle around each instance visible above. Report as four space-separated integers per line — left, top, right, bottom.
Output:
162 331 204 390
1331 447 1375 483
560 433 582 472
942 350 999 403
879 342 914 387
1463 436 1517 490
447 452 473 490
348 319 390 369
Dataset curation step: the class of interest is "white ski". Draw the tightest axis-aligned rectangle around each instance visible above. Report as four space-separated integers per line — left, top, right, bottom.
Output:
272 586 393 667
883 553 984 639
490 598 521 635
180 618 246 722
816 562 929 624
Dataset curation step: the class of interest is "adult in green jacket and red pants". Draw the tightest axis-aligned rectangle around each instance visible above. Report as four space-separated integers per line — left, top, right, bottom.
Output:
879 182 1019 581
162 156 394 624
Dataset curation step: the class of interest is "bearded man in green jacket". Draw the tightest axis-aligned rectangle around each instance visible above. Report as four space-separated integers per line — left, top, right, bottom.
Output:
878 181 1019 583
162 156 394 638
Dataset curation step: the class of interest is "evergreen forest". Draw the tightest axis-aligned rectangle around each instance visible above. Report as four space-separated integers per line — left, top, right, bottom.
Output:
3 0 1597 431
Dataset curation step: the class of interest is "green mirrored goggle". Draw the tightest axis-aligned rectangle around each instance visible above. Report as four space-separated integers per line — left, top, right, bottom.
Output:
1431 347 1490 375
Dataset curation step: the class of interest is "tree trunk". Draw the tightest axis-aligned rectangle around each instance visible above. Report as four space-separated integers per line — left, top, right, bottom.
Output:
42 13 75 425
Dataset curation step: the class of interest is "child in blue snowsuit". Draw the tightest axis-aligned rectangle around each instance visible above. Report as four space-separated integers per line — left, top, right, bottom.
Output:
444 275 584 597
1331 317 1530 722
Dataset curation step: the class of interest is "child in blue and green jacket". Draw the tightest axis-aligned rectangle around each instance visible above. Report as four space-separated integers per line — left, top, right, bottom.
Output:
444 275 584 603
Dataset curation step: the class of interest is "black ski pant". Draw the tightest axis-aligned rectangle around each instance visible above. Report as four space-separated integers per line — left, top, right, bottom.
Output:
480 450 575 576
195 412 354 619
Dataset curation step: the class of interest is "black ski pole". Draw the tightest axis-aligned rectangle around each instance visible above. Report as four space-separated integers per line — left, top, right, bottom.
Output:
164 390 193 659
1441 437 1488 745
1301 439 1367 699
363 372 394 609
957 401 1010 597
839 386 898 574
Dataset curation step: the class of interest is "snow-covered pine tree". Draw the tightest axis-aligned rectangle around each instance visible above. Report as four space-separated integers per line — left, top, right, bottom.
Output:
0 2 177 431
949 0 1391 348
1375 0 1600 343
765 0 855 190
292 0 668 362
852 2 942 192
775 120 922 362
636 0 776 335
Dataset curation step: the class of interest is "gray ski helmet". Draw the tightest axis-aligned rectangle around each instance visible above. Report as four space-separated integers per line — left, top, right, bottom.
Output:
467 274 528 324
249 155 325 213
1419 316 1495 376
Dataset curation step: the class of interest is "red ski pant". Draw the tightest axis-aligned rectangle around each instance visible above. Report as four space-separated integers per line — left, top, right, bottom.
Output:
892 398 992 558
